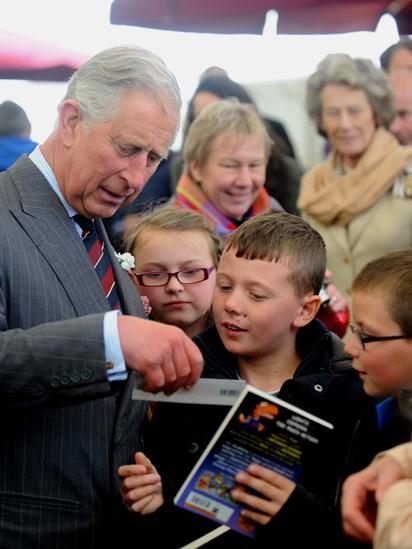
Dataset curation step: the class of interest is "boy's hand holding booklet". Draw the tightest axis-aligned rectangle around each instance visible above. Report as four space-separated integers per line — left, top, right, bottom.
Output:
133 380 333 539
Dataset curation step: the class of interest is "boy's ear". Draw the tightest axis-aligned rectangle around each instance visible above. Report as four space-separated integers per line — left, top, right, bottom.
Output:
293 294 321 328
58 100 83 148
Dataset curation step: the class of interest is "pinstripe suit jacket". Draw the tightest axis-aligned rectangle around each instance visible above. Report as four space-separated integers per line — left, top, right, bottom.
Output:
0 156 147 548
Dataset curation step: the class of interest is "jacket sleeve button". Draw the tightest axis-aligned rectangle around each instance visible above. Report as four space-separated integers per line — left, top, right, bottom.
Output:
50 376 59 388
188 443 199 454
314 384 323 392
81 369 92 381
61 374 70 385
71 372 81 383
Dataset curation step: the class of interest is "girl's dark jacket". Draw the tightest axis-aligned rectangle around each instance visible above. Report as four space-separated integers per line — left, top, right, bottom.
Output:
141 320 378 548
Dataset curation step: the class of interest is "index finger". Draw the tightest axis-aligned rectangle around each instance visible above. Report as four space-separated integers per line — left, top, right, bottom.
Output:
342 512 375 543
341 481 375 542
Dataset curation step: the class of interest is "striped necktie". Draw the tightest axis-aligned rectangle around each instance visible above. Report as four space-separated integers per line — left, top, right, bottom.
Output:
74 214 120 310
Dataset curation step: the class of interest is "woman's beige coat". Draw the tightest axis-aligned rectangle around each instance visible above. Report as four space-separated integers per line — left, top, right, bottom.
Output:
302 190 412 308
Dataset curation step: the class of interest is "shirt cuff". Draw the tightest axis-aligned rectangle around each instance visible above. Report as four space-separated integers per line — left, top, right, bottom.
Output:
104 310 128 381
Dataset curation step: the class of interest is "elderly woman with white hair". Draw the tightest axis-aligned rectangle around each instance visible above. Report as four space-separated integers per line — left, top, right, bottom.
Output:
298 53 412 307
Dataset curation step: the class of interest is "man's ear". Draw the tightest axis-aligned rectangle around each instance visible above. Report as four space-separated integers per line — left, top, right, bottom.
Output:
188 160 203 183
58 100 82 148
293 294 321 328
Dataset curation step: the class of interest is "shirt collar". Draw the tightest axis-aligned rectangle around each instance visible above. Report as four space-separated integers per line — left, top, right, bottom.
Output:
29 145 77 218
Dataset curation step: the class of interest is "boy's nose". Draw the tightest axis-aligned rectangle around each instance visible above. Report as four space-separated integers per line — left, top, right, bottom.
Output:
223 294 243 315
344 333 360 358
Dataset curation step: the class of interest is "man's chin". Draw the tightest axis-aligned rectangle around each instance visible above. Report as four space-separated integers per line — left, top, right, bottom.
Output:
85 203 124 219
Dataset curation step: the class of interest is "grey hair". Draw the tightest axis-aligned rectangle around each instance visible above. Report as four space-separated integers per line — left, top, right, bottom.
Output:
306 53 395 136
60 45 181 132
183 99 272 171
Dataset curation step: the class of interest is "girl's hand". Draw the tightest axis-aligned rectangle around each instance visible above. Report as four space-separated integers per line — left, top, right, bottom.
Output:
118 451 164 514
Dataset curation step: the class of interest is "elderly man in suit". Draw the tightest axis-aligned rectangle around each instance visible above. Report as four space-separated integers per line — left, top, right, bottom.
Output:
0 45 203 548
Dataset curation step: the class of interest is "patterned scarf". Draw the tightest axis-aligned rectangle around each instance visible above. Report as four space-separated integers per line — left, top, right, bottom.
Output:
171 173 271 240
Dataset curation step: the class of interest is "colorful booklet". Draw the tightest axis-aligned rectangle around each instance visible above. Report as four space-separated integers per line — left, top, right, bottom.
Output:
174 384 333 538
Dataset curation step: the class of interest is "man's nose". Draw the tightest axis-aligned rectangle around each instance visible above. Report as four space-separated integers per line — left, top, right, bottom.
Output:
389 116 402 136
122 152 149 192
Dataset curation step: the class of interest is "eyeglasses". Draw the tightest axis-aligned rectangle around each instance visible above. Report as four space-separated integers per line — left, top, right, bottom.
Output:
350 323 410 350
134 266 215 287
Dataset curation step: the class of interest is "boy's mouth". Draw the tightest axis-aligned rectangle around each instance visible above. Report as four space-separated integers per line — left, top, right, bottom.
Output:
222 321 247 332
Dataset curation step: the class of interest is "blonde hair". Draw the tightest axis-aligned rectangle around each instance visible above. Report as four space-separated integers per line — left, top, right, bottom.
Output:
183 99 272 173
127 206 222 268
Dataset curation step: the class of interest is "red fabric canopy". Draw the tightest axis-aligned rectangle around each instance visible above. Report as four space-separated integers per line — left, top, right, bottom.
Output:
110 0 412 35
0 29 88 81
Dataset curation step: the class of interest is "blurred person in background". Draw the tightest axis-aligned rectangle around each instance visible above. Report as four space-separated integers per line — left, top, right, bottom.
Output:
0 100 37 171
298 53 412 310
170 74 301 215
380 37 412 73
388 69 412 147
171 98 349 337
171 99 277 239
117 73 301 247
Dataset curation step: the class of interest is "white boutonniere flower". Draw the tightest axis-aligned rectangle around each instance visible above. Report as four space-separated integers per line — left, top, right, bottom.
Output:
115 252 152 316
115 252 135 271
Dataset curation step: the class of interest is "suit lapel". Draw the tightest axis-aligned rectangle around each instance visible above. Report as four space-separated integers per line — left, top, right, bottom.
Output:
9 157 110 316
9 157 148 435
96 219 143 317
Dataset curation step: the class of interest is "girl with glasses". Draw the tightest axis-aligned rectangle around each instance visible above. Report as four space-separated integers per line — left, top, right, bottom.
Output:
126 207 221 338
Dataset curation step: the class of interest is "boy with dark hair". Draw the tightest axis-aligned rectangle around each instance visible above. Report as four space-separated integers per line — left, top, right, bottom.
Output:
120 210 377 548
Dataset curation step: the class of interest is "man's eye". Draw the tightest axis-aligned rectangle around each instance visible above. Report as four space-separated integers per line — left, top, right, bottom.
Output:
117 145 135 156
251 293 266 300
147 153 161 167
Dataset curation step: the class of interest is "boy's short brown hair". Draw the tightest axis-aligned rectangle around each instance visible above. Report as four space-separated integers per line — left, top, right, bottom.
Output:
224 209 326 296
352 250 412 337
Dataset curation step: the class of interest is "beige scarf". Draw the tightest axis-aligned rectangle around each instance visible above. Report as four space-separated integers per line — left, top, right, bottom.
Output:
298 128 412 226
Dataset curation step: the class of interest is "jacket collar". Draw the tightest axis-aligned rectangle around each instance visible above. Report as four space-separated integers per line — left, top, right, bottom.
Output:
194 320 352 380
6 156 140 316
